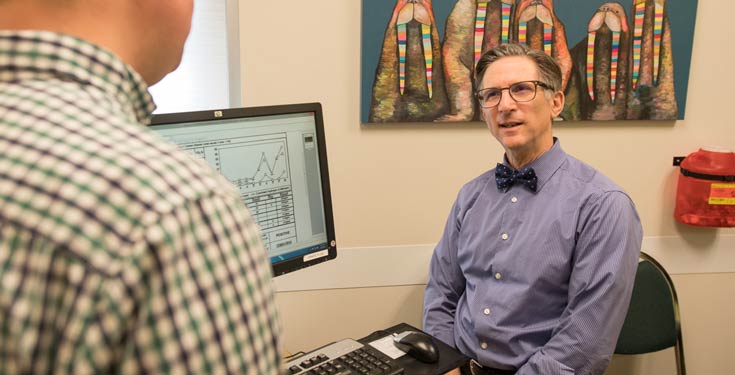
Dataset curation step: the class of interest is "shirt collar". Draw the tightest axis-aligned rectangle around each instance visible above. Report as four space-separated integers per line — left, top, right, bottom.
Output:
502 137 566 192
0 30 156 124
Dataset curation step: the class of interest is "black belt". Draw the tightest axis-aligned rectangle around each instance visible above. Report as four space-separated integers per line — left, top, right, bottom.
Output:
461 359 516 375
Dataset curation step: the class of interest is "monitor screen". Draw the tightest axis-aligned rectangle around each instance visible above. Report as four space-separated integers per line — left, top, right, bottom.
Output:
150 103 336 276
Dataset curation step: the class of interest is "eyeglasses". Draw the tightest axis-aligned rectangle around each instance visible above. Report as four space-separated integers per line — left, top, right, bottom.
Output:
475 80 553 108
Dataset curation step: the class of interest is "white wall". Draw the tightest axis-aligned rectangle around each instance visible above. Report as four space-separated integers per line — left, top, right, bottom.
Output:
240 1 735 373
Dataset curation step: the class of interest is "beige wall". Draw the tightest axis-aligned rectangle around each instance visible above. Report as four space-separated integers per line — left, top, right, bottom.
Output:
241 1 735 374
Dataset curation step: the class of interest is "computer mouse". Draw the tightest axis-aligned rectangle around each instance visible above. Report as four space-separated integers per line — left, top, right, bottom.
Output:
392 331 440 363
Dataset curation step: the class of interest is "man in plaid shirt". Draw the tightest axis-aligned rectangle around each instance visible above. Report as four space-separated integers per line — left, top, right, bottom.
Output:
0 1 281 373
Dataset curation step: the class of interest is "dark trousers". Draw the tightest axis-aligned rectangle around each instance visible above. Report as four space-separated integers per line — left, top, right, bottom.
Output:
460 359 516 375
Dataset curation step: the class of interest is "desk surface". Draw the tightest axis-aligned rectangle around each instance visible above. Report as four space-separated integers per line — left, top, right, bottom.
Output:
358 322 469 375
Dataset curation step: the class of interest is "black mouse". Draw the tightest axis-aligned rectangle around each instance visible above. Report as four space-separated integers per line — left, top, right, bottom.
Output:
392 331 440 363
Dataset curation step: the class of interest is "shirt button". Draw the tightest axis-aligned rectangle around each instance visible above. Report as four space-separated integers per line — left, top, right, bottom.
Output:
501 233 509 240
511 197 518 203
480 342 488 350
495 272 502 280
483 308 491 315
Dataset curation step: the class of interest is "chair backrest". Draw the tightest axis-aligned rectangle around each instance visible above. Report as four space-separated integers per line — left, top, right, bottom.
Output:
615 251 686 374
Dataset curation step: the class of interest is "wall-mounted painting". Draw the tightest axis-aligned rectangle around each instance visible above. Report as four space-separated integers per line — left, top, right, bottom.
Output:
361 0 698 123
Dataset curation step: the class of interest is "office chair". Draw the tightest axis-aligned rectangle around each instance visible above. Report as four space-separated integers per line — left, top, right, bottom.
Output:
615 251 686 375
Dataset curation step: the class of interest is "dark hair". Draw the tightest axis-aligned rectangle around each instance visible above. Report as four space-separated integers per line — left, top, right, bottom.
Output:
474 43 562 93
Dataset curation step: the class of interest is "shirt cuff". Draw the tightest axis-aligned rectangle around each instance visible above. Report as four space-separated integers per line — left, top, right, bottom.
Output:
430 329 456 349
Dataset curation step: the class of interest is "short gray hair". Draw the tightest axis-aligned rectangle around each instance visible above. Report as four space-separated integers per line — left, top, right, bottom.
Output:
474 43 562 93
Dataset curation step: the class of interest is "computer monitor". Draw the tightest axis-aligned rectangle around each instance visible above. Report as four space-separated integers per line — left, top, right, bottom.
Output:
150 103 336 276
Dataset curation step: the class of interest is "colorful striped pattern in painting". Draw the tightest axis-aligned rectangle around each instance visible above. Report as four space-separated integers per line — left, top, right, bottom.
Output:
587 32 596 100
610 31 620 103
501 3 511 43
475 2 488 64
398 23 407 95
632 1 645 89
422 23 433 98
543 23 552 55
518 22 527 44
653 2 664 85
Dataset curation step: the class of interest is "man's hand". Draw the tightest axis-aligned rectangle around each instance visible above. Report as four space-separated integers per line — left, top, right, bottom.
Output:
444 368 461 375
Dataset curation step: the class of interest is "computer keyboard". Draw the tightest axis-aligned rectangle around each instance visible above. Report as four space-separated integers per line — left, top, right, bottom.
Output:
285 338 405 375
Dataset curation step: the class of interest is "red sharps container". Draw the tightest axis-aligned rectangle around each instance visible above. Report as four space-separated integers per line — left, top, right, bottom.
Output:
675 147 735 227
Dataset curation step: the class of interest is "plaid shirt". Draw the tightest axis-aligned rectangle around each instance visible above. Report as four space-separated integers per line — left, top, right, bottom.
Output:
0 31 281 374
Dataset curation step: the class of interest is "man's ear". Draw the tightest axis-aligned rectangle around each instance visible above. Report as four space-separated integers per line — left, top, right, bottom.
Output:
550 91 565 119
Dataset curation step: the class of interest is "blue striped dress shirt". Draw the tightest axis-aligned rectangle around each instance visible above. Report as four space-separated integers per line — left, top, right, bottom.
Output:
423 139 642 375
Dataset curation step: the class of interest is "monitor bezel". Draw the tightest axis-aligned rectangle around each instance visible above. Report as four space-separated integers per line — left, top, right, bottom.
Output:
150 102 337 277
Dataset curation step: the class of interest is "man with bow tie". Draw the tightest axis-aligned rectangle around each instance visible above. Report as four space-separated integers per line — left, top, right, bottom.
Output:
423 44 642 375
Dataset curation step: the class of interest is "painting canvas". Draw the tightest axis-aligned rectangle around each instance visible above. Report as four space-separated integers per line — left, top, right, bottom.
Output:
361 0 698 123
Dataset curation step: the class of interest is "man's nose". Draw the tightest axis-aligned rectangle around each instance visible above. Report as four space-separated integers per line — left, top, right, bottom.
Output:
497 89 516 111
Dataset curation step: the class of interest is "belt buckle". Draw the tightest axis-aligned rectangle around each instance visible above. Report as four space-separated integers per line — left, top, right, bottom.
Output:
470 359 489 374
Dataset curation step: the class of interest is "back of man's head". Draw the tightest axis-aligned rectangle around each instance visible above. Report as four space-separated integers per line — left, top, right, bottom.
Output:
0 0 193 85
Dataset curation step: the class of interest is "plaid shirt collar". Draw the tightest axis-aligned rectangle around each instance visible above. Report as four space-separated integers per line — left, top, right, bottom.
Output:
0 30 156 123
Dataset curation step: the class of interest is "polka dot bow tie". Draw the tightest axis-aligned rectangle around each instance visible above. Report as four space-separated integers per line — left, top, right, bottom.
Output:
495 163 538 192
